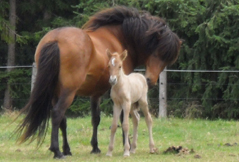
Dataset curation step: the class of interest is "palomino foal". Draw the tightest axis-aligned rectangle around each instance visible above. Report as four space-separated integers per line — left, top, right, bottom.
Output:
106 49 155 157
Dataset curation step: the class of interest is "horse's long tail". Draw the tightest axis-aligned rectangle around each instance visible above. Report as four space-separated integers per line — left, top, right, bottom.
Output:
15 41 60 146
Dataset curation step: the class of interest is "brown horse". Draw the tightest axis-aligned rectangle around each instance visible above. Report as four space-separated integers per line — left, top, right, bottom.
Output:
15 6 181 159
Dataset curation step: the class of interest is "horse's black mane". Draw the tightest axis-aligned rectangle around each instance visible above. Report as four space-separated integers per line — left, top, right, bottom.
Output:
83 6 181 66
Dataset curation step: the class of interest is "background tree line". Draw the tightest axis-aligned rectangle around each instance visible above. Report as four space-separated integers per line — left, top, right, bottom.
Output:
1 0 239 119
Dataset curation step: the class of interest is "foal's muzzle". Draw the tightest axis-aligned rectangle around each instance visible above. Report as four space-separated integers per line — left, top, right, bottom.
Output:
109 76 117 86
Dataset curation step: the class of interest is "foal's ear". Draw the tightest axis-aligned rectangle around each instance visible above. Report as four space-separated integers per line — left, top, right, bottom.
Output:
106 49 112 59
121 50 127 61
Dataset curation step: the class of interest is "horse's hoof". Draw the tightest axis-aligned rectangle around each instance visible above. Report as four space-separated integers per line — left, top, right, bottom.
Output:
53 153 65 159
63 151 72 156
90 148 101 154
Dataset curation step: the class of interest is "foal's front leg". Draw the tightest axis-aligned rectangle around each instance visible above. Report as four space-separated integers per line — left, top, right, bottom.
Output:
106 104 121 157
122 102 131 157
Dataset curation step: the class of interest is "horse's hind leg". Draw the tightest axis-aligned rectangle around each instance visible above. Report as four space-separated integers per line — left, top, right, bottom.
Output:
49 91 75 159
130 103 140 154
90 96 101 154
139 98 155 153
53 96 72 156
60 116 72 156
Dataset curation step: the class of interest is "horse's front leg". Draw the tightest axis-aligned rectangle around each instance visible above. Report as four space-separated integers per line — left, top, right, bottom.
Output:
90 96 101 154
122 102 131 157
106 104 122 156
49 91 75 159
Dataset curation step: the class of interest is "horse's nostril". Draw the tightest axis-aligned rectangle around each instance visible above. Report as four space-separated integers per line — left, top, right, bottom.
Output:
146 78 153 88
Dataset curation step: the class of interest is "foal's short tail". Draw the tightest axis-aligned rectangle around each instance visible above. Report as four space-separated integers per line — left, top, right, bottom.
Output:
15 41 60 146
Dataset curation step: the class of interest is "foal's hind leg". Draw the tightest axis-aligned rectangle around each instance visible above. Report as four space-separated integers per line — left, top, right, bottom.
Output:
60 117 72 156
130 104 140 154
49 91 75 159
90 96 101 154
139 98 155 153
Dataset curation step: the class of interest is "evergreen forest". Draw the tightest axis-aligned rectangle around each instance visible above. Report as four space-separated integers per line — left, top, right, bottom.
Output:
1 0 239 119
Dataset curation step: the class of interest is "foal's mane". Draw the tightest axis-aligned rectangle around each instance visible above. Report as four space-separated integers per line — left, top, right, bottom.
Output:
83 6 181 66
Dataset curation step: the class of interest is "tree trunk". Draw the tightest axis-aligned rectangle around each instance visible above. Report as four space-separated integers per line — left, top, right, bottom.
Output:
3 0 16 110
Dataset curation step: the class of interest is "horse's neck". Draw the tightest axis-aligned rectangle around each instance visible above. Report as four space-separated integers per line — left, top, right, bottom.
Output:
86 27 145 73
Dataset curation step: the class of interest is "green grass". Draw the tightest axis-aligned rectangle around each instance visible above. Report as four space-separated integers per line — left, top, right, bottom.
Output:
1 112 239 162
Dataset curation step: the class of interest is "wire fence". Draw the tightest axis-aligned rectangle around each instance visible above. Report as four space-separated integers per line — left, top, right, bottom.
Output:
1 65 239 112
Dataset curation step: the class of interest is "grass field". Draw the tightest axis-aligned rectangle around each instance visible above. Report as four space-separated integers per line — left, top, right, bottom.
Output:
1 112 239 162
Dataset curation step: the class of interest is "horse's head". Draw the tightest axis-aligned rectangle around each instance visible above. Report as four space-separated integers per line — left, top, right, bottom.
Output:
145 39 182 87
145 55 167 87
107 49 127 86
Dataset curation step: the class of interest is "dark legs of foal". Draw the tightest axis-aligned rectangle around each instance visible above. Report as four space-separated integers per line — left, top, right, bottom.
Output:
90 96 101 153
49 92 74 159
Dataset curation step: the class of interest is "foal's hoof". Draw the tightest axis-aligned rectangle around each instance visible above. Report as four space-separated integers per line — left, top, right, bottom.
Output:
123 152 130 157
130 149 136 154
123 154 130 157
90 148 101 154
150 148 158 154
106 152 112 157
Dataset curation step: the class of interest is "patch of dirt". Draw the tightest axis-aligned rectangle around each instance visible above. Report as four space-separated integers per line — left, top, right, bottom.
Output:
224 143 237 146
194 154 201 159
164 146 203 159
163 146 196 156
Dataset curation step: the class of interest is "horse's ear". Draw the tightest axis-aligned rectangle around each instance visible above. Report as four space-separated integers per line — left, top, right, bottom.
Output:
106 49 112 59
121 50 127 61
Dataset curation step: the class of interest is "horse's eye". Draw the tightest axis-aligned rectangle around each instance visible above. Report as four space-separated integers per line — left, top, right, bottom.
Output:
119 66 121 69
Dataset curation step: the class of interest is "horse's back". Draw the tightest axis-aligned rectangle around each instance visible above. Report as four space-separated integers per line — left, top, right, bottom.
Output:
35 27 94 92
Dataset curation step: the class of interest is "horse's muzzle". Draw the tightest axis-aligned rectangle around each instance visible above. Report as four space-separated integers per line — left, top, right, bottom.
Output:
146 78 154 89
109 76 117 86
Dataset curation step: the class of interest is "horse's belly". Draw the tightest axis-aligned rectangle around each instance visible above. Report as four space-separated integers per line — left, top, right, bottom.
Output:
76 74 110 96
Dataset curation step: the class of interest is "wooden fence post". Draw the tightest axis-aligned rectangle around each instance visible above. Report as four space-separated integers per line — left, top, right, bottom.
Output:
31 62 37 91
159 67 167 118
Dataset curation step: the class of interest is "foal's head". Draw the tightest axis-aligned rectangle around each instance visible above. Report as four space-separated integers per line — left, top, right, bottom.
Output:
107 49 127 86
